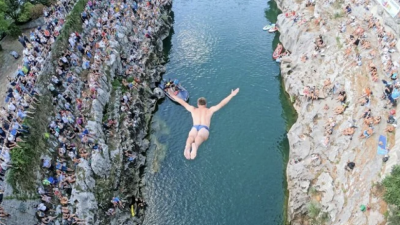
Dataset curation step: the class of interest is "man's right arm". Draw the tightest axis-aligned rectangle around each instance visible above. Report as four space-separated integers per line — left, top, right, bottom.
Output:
210 88 239 113
168 89 195 112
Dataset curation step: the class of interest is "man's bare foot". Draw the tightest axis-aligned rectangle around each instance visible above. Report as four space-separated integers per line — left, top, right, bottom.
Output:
184 146 191 159
190 143 198 159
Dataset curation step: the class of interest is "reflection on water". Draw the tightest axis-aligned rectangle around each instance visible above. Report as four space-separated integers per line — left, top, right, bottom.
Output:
150 115 170 135
264 0 281 23
176 28 215 65
149 116 170 173
149 134 167 174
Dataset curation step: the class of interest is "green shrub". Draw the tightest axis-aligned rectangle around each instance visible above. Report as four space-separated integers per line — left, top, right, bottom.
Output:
53 0 88 57
307 201 321 219
17 2 33 23
8 94 52 193
6 23 21 37
382 166 400 223
383 166 400 206
29 4 45 20
387 207 400 225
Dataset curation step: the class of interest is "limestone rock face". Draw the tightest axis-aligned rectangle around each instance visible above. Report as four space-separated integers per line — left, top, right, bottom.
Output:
276 0 400 224
91 145 112 178
2 1 173 225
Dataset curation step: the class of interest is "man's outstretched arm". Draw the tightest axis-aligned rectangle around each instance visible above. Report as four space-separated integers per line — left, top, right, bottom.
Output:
168 89 195 112
210 88 239 113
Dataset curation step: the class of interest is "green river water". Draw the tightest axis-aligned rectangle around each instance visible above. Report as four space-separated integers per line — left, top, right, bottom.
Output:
143 0 297 224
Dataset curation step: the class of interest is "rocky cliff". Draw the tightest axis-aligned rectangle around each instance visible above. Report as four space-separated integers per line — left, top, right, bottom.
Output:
275 0 400 224
2 0 173 224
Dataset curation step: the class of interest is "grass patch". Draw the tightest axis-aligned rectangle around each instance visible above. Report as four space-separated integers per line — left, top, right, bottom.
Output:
307 201 331 224
7 94 53 193
111 79 122 88
53 0 89 57
309 186 318 196
336 36 343 49
334 12 344 19
333 0 345 9
307 201 321 219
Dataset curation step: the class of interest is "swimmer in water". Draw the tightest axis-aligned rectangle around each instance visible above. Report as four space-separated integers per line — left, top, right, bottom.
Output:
169 88 240 159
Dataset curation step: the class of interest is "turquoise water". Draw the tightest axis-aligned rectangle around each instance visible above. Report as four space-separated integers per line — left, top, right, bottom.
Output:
144 0 296 224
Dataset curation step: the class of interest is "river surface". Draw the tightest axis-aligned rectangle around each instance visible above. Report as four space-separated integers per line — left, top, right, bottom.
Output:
144 0 296 224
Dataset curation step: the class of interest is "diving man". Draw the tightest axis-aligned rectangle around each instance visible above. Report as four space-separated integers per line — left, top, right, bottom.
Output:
169 88 239 159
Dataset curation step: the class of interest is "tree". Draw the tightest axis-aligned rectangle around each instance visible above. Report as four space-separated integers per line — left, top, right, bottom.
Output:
28 0 51 7
383 165 400 206
1 0 21 22
17 2 33 23
0 4 12 50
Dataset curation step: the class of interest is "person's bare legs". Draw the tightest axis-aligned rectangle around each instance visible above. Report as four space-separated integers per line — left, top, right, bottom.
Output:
184 128 197 159
191 129 209 159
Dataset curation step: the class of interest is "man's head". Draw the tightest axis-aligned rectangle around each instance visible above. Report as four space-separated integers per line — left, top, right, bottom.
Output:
197 97 206 106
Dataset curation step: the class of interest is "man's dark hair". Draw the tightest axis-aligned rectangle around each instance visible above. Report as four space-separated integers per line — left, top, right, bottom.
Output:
198 97 206 106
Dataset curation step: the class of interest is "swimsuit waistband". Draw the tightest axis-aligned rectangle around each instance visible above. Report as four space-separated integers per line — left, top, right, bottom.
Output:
193 125 209 131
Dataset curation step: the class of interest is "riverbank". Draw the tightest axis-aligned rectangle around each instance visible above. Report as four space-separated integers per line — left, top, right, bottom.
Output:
0 0 173 224
276 0 400 224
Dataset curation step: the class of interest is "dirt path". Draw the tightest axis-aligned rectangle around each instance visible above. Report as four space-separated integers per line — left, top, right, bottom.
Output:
0 33 29 107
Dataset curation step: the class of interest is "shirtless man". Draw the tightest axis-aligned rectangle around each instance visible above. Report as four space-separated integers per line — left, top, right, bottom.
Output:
170 88 240 159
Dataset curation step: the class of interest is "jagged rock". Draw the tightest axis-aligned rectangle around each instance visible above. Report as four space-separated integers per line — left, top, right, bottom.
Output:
91 145 111 178
153 87 165 99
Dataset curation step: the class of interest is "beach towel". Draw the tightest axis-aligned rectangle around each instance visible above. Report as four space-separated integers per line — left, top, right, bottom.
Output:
377 135 388 155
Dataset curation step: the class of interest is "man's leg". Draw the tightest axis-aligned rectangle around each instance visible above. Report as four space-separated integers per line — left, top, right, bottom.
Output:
191 129 209 159
184 128 197 159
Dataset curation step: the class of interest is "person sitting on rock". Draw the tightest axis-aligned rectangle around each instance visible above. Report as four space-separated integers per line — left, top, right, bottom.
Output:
111 197 124 208
337 90 346 102
300 53 308 62
373 116 381 125
385 124 396 133
367 49 376 59
360 108 371 119
342 127 355 136
323 78 332 93
136 197 147 210
310 87 319 100
345 161 355 171
122 79 135 90
0 207 10 219
364 116 373 126
106 208 116 216
79 148 90 159
335 103 348 114
361 40 371 49
124 151 137 163
60 196 69 205
360 126 374 139
66 214 86 224
41 215 57 224
303 86 311 100
344 46 352 58
359 97 369 106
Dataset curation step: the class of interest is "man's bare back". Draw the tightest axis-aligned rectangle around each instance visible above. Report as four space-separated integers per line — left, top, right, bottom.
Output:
169 88 239 159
